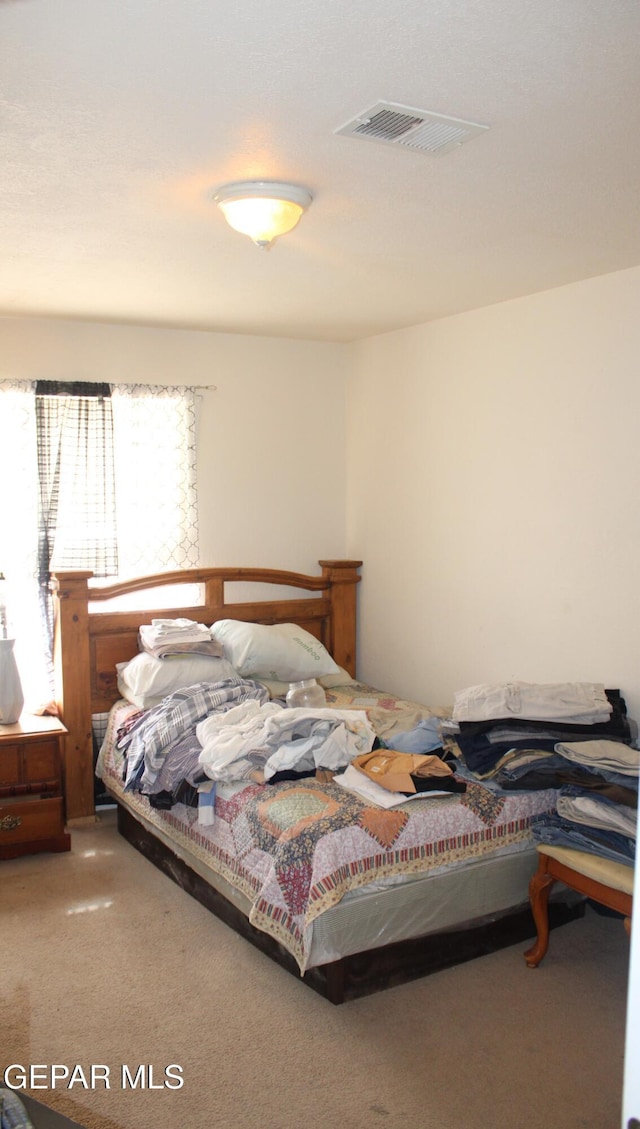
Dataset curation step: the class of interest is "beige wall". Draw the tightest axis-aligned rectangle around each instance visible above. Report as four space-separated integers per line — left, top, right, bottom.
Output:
348 265 640 720
0 316 349 575
3 264 640 721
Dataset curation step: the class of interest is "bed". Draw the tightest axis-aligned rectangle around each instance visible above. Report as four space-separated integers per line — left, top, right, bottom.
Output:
51 560 581 1003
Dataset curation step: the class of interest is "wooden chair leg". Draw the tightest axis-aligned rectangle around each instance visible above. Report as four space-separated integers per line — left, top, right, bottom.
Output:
524 862 555 968
624 917 632 938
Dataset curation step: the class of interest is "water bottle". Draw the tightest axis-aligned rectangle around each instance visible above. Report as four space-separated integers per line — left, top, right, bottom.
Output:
286 679 327 709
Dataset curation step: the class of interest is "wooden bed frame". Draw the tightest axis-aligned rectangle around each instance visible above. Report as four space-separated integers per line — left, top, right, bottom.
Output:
51 559 362 822
50 558 582 1003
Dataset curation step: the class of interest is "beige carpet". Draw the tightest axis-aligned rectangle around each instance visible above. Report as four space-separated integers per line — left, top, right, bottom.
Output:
1 810 630 1129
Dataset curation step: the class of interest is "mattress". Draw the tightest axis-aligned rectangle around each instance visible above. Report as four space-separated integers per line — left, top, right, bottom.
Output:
97 682 562 971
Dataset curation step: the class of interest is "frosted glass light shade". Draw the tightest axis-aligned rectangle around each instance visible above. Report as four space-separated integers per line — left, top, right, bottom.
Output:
213 181 312 248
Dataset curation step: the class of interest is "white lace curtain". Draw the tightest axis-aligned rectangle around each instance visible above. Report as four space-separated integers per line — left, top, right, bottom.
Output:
0 380 200 705
110 384 199 577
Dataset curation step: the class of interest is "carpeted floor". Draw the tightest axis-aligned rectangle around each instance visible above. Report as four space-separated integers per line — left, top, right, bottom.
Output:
1 810 630 1129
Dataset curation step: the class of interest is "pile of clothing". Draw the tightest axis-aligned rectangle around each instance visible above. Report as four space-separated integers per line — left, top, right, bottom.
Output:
531 738 638 867
335 749 465 809
445 681 634 784
445 680 638 867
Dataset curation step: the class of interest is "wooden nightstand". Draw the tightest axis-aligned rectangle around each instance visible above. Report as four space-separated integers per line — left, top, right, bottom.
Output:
0 715 71 859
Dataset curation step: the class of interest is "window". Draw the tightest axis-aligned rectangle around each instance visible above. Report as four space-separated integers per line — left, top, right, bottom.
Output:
0 380 199 705
35 381 119 580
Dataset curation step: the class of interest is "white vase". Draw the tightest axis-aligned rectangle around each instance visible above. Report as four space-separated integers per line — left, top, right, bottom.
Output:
0 638 24 724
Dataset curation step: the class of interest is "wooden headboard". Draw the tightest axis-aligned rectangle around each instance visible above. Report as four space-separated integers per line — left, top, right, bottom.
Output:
51 559 362 822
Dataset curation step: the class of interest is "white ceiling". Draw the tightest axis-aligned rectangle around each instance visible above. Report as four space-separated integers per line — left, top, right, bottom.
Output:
2 0 639 343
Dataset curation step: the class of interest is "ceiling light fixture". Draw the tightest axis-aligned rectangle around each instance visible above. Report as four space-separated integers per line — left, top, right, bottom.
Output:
213 180 313 249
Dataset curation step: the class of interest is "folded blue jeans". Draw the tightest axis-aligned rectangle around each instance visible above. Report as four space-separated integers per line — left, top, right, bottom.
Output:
532 812 635 866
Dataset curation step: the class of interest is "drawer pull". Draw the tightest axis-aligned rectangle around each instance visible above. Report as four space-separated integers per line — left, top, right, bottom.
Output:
0 814 22 832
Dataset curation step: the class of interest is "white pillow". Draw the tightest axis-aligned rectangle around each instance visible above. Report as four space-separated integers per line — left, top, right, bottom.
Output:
210 620 342 682
117 652 238 709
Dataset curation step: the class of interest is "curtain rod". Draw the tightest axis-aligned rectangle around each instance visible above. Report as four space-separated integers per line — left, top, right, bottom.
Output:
8 379 219 394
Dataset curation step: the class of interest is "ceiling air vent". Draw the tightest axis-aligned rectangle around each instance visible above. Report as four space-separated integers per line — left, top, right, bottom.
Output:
335 101 489 156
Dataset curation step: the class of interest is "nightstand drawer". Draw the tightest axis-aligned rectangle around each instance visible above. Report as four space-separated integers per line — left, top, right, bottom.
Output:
0 796 65 845
23 739 59 784
0 746 21 786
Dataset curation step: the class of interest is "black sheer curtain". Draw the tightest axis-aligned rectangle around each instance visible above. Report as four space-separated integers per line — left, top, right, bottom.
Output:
35 381 118 678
